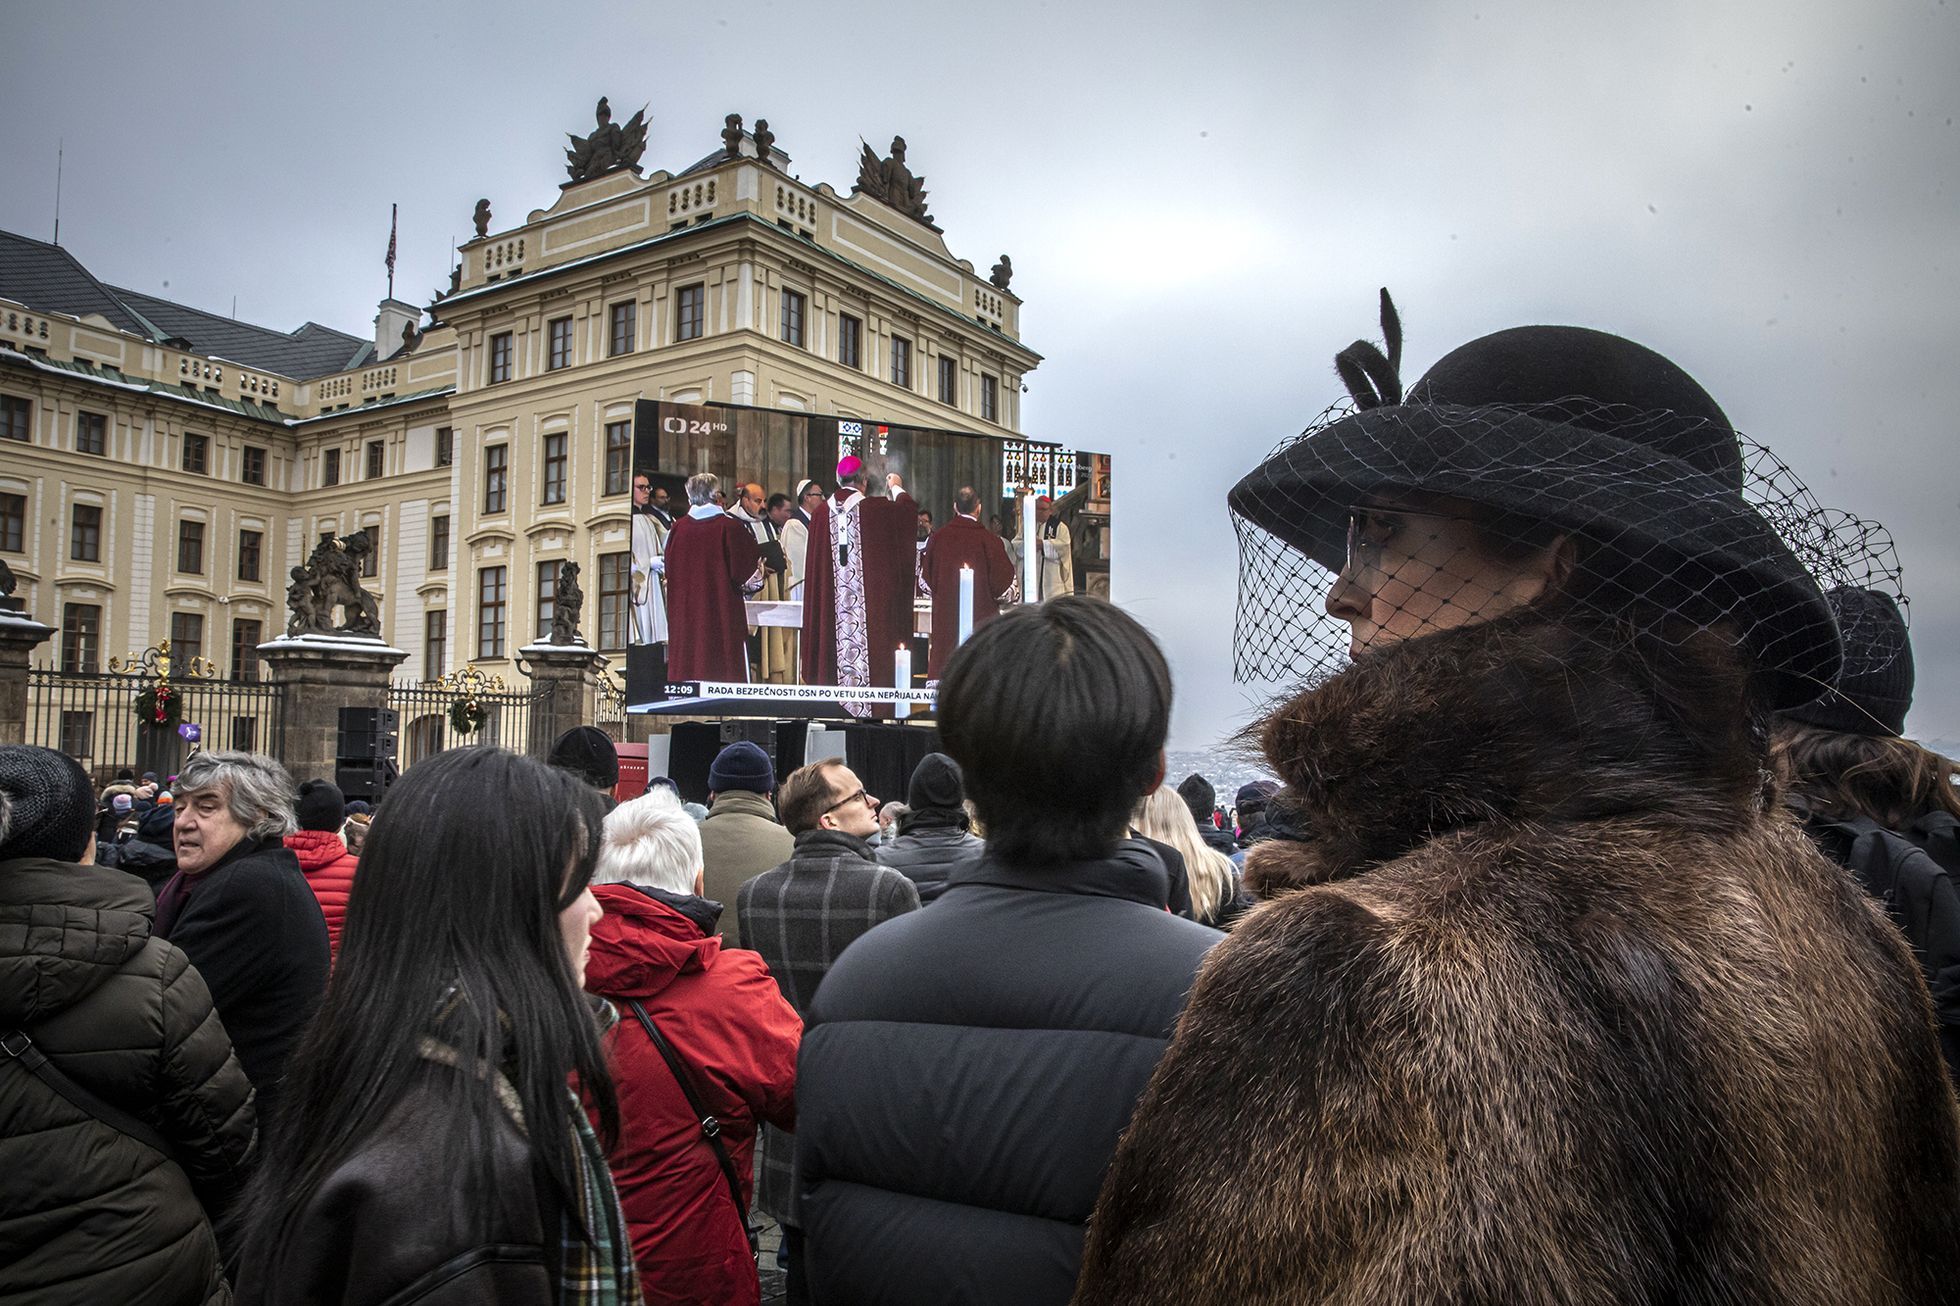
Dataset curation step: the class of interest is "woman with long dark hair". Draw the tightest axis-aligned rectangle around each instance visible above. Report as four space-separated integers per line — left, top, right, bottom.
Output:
232 747 640 1306
1073 298 1959 1303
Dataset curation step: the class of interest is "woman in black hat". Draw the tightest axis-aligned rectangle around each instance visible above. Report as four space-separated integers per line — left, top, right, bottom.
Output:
1073 297 1959 1304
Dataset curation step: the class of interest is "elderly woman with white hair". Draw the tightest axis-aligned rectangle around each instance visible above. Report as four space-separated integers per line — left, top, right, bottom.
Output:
154 750 329 1120
585 787 800 1304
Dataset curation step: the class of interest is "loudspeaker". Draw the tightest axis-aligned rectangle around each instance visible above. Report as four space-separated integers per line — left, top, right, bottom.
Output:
335 756 399 803
337 706 400 759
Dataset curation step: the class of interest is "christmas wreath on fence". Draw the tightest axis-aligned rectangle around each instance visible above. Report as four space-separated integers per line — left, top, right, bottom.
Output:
134 683 183 731
449 695 487 736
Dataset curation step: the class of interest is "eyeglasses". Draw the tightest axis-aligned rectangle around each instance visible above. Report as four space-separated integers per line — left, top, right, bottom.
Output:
1344 505 1484 572
825 786 876 814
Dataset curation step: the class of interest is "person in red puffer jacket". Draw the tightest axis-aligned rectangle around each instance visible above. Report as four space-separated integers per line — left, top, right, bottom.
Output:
587 788 801 1306
284 779 360 964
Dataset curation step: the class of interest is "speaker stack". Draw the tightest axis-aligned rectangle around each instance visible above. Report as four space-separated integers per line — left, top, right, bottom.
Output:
335 706 400 803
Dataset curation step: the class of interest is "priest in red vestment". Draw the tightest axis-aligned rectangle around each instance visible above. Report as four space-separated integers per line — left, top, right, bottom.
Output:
665 472 762 684
799 457 918 716
919 485 1018 679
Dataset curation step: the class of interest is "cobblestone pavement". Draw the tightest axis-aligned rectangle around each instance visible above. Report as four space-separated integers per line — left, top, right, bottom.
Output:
757 1214 787 1305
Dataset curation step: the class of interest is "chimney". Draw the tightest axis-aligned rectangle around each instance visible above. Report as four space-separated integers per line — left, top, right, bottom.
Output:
374 298 420 359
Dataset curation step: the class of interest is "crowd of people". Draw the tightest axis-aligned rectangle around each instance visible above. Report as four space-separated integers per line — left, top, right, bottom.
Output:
5 301 1960 1305
632 462 1066 700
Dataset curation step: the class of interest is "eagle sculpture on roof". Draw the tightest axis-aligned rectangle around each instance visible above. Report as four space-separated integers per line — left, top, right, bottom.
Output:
566 97 648 183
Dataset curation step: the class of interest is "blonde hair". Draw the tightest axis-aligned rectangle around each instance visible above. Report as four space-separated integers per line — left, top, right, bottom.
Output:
1133 786 1236 925
596 788 703 895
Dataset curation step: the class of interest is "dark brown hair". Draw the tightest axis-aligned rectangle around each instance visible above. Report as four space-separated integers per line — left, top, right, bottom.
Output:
1772 720 1960 829
779 758 850 836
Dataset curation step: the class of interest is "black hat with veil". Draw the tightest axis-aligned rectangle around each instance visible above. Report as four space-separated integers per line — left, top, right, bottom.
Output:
1229 291 1903 711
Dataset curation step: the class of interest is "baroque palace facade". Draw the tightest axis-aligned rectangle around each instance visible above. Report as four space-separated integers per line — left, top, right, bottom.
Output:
0 102 1041 692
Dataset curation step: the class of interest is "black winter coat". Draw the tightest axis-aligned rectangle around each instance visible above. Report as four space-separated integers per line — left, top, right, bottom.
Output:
0 857 257 1306
156 837 329 1119
874 813 984 903
1803 812 1960 1082
794 843 1219 1305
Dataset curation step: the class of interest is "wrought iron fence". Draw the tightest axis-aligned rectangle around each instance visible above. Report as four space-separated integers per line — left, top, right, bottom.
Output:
28 665 288 782
388 667 551 769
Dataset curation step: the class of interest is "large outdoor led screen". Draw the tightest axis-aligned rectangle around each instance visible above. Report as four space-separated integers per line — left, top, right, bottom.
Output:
624 399 1111 719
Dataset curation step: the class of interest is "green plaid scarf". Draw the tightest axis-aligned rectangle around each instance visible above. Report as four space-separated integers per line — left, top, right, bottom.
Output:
558 1088 643 1306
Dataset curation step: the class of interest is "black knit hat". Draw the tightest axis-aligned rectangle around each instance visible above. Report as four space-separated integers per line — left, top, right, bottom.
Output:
0 745 97 863
548 726 620 792
708 741 775 795
295 779 348 833
1175 774 1216 825
906 752 967 813
1780 587 1914 737
1226 293 1891 711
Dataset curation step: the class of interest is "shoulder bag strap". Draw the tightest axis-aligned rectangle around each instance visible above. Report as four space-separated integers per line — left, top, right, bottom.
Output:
2 1027 176 1160
624 1000 758 1251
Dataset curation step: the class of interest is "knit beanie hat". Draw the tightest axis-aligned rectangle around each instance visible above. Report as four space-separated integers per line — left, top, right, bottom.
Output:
1235 780 1279 818
295 779 348 833
1175 774 1216 825
1780 587 1914 737
0 745 97 863
708 741 775 795
548 725 620 792
111 793 135 815
906 752 967 813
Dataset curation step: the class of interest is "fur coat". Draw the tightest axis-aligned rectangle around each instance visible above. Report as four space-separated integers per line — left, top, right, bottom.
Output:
1074 612 1960 1305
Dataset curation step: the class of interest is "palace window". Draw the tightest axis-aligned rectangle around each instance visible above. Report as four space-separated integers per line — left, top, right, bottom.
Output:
70 504 100 562
322 448 340 486
536 560 559 643
781 289 806 347
425 610 447 679
182 431 209 474
177 519 205 574
478 566 507 658
890 335 911 388
238 529 262 582
429 515 450 571
542 432 567 505
170 611 204 664
982 374 999 423
61 603 100 673
358 524 380 579
436 426 454 467
76 411 106 456
1 395 30 441
59 710 93 759
0 493 23 552
676 284 705 341
242 444 267 485
610 301 637 357
604 421 631 496
231 619 263 683
366 440 385 480
489 331 513 383
938 356 958 407
598 551 630 652
838 314 862 369
548 316 573 371
484 444 508 514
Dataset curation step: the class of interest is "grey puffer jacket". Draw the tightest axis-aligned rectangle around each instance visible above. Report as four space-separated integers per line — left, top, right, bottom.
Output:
0 857 257 1306
875 813 985 904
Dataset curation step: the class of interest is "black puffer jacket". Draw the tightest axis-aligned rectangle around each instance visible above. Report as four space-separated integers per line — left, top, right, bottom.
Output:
0 857 257 1306
875 812 984 904
795 844 1219 1304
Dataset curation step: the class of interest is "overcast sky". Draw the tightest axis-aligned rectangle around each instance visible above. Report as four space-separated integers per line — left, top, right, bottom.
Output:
4 0 1956 753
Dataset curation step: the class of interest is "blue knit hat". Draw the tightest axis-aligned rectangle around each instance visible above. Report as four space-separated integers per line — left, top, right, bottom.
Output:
709 741 776 795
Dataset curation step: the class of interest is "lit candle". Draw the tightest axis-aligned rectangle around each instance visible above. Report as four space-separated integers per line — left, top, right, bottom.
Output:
1020 492 1038 603
893 645 913 720
958 565 975 644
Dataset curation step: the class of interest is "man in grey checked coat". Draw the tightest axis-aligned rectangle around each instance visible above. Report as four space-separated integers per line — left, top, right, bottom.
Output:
738 757 920 1279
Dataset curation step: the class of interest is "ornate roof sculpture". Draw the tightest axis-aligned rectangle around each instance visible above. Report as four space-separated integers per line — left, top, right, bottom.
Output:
565 97 648 183
854 136 936 229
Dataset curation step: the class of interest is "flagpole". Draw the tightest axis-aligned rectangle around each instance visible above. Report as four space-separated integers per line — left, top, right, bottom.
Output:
386 203 397 300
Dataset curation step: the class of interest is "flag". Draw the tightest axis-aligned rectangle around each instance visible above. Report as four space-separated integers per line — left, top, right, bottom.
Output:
385 203 398 277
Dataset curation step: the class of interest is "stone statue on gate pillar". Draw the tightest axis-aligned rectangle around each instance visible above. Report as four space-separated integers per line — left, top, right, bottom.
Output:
285 531 383 638
550 561 585 645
